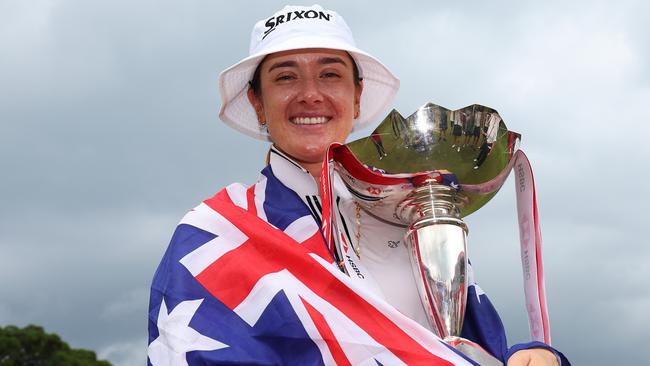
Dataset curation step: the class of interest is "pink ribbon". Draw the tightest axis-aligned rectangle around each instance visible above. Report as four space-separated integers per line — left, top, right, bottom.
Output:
464 150 551 344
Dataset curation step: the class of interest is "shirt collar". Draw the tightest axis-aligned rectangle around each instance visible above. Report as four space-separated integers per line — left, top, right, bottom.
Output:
268 145 320 196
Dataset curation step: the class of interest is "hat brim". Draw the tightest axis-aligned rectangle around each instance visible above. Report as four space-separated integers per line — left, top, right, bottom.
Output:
218 35 400 141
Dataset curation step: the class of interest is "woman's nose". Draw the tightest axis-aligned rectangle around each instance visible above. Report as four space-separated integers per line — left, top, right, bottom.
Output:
297 78 324 104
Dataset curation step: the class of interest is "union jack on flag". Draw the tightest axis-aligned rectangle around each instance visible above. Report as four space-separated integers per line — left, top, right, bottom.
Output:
147 166 477 365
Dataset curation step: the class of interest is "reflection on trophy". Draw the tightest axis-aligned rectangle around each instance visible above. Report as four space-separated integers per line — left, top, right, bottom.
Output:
331 103 521 365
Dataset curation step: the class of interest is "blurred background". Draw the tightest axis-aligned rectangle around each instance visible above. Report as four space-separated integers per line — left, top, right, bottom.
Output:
1 0 648 364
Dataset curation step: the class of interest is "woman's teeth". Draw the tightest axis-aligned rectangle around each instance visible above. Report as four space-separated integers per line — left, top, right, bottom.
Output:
290 117 330 125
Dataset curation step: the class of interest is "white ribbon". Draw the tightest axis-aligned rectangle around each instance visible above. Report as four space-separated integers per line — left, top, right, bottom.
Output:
463 150 551 344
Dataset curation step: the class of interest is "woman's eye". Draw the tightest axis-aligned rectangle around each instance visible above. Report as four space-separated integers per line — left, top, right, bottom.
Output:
275 74 295 81
322 72 340 79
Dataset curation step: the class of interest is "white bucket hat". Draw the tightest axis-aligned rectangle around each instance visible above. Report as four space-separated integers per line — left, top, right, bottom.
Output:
218 4 400 141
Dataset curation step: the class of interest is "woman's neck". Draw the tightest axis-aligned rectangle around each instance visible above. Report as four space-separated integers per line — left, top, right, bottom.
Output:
302 162 322 181
271 145 323 182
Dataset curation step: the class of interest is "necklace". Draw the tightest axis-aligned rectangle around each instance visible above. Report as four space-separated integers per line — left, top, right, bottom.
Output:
352 201 362 259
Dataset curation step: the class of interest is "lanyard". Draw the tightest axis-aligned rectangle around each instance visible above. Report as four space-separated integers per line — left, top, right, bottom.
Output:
463 150 551 344
319 143 384 295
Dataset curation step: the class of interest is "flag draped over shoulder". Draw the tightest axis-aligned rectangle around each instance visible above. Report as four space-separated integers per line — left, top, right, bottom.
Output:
147 167 477 366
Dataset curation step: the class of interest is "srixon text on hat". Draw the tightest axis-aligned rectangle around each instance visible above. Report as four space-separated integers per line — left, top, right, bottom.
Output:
263 9 332 39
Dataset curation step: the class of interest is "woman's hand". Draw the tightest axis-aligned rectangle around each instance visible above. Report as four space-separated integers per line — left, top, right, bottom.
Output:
507 348 559 366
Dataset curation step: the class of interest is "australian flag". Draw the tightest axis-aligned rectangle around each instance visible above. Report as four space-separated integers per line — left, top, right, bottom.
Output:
147 165 480 365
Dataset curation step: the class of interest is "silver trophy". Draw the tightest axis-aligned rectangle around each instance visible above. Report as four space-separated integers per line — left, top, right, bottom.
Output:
332 103 520 365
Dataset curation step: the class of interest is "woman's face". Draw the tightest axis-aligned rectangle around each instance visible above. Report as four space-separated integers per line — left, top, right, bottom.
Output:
247 48 362 169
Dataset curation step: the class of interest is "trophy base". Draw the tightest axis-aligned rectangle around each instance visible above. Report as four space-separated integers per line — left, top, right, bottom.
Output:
445 336 503 366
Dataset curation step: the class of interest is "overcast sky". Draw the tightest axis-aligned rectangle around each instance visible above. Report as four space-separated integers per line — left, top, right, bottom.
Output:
1 0 648 365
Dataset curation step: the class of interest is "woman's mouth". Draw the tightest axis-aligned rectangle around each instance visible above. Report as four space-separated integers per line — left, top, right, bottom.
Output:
290 116 331 125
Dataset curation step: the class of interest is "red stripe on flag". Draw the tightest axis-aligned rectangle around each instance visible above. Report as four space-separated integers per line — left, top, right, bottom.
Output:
300 296 352 366
300 232 334 264
246 185 257 216
195 233 284 309
216 189 235 206
199 194 454 365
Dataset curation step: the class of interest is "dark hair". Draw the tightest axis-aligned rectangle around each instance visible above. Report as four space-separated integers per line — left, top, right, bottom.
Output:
249 53 362 97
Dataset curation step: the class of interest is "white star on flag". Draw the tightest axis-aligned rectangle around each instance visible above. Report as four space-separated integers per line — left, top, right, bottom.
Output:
148 298 228 366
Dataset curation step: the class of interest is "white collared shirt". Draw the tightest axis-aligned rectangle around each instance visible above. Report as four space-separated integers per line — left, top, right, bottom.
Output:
268 146 431 330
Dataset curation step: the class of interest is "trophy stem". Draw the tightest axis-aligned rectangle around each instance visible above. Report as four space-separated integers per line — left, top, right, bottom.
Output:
399 182 468 340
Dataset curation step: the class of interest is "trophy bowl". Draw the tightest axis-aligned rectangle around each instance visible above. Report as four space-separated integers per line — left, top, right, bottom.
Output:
339 102 520 220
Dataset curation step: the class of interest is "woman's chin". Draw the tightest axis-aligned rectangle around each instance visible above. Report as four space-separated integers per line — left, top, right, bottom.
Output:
285 144 329 165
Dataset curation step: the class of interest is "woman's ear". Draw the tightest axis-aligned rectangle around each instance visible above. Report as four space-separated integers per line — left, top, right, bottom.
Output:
247 88 266 125
354 79 363 119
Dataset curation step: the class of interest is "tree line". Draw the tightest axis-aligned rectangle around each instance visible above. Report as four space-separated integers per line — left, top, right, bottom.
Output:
0 325 111 366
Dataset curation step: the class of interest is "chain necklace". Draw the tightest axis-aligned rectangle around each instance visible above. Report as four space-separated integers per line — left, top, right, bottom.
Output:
352 201 362 259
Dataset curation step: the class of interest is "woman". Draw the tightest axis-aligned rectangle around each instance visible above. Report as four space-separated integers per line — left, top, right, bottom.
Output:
148 5 568 365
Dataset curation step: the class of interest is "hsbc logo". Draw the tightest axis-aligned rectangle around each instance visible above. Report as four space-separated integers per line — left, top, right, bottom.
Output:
367 186 382 195
346 255 364 279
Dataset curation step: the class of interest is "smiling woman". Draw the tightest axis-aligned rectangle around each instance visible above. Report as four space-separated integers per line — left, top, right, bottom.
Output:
147 4 568 366
247 48 362 177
